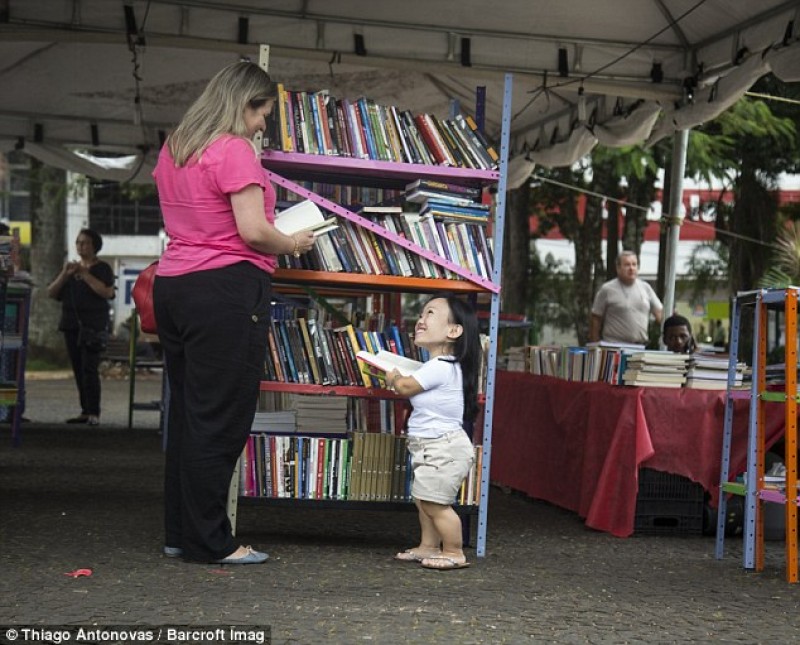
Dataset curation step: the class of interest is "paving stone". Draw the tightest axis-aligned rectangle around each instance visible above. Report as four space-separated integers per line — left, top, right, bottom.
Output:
1 377 799 643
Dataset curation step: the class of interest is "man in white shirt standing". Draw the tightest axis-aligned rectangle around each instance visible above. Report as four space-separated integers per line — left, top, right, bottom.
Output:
589 250 663 345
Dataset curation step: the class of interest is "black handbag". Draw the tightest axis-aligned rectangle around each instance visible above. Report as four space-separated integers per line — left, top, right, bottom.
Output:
77 325 108 353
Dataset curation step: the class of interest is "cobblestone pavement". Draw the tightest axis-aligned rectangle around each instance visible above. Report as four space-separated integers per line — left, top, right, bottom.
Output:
1 376 799 643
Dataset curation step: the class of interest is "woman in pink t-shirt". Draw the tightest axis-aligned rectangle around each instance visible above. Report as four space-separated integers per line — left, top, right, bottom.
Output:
152 62 315 565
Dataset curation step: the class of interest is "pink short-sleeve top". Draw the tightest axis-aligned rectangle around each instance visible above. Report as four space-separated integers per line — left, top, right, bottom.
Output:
153 135 277 276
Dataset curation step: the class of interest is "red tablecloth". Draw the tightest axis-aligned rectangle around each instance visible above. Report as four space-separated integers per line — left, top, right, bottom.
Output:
490 372 784 537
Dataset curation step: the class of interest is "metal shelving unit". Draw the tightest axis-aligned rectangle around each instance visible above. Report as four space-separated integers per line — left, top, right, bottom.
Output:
0 278 32 447
715 288 799 583
228 75 513 558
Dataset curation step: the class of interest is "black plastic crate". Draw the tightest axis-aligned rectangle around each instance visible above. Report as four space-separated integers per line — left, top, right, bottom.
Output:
634 468 705 536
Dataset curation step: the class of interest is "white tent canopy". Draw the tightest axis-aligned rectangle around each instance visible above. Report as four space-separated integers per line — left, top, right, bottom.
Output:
1 0 799 182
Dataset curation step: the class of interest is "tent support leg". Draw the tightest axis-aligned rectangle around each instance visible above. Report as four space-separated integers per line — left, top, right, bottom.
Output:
661 128 689 330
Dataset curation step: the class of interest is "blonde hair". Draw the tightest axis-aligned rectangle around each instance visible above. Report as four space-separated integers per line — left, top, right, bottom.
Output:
168 61 277 166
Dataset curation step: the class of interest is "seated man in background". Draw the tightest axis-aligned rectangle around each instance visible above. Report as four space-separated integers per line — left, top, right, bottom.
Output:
662 314 696 354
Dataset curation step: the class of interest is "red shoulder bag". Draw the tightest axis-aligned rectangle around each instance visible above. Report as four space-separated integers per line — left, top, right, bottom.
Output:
132 261 159 334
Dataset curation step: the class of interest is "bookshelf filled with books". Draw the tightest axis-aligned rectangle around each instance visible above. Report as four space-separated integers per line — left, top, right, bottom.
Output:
228 72 512 558
0 276 31 447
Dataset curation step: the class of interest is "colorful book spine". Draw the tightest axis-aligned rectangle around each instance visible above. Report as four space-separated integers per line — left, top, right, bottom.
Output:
413 114 450 165
275 83 294 153
356 98 379 160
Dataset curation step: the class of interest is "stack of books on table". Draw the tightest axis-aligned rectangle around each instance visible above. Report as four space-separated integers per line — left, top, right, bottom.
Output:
503 343 643 384
585 341 646 385
764 363 800 384
621 351 690 388
504 346 530 373
685 354 746 390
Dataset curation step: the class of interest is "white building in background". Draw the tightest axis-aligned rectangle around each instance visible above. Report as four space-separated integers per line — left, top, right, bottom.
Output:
531 173 800 346
535 173 800 279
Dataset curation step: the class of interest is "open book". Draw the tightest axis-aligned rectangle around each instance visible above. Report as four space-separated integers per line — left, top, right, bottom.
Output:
274 199 339 237
356 350 423 377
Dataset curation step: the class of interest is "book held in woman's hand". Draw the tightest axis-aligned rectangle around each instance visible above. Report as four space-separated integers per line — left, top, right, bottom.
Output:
274 199 339 237
356 349 423 377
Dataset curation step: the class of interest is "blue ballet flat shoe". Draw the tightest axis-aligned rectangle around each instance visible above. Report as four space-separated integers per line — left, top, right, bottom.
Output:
214 546 269 565
163 546 183 558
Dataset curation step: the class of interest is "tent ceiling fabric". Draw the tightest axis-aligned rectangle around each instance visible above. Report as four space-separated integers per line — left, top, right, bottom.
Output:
1 0 799 183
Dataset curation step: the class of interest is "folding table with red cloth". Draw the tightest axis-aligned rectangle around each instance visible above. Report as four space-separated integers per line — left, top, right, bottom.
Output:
490 372 784 537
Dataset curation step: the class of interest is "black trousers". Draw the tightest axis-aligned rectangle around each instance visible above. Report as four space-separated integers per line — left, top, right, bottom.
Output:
154 262 271 562
63 328 102 416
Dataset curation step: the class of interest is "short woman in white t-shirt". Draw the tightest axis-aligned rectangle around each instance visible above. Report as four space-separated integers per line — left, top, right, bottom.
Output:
386 295 480 570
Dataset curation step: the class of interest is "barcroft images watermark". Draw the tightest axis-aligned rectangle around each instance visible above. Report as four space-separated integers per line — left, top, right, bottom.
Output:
0 626 271 645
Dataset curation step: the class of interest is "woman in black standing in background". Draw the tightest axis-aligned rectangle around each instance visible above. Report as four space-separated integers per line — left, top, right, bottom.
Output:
47 228 115 425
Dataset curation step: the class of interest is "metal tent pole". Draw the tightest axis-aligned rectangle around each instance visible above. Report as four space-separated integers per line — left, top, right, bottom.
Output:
661 129 689 322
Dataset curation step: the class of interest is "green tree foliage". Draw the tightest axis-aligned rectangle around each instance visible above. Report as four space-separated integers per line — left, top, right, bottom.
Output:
759 221 800 287
501 182 533 348
685 240 730 304
529 164 605 344
527 252 579 343
591 144 661 270
692 80 798 295
527 146 663 344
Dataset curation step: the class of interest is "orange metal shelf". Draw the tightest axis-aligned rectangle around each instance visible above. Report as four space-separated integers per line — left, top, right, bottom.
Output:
272 268 487 294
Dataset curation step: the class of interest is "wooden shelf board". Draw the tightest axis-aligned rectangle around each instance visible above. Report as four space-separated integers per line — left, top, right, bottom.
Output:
260 381 403 398
237 496 478 513
721 482 746 495
260 380 488 406
759 488 800 504
262 150 498 188
272 268 486 294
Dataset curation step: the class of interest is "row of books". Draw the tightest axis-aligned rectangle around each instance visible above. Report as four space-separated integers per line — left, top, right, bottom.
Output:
255 392 407 435
240 434 351 500
268 85 499 170
266 307 424 387
274 183 402 209
274 178 487 217
505 344 746 389
277 206 494 281
506 344 631 384
265 303 491 393
239 432 482 504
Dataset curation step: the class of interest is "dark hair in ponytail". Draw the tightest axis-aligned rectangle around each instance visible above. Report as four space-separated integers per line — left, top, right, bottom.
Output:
424 293 481 429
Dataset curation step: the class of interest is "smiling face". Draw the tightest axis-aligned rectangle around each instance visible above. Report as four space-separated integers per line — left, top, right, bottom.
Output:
413 297 463 356
243 98 276 138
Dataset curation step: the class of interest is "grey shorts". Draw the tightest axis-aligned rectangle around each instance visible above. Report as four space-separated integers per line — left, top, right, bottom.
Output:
407 431 475 505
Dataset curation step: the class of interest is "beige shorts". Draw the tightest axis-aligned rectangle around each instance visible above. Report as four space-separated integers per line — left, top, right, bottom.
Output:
407 431 475 505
